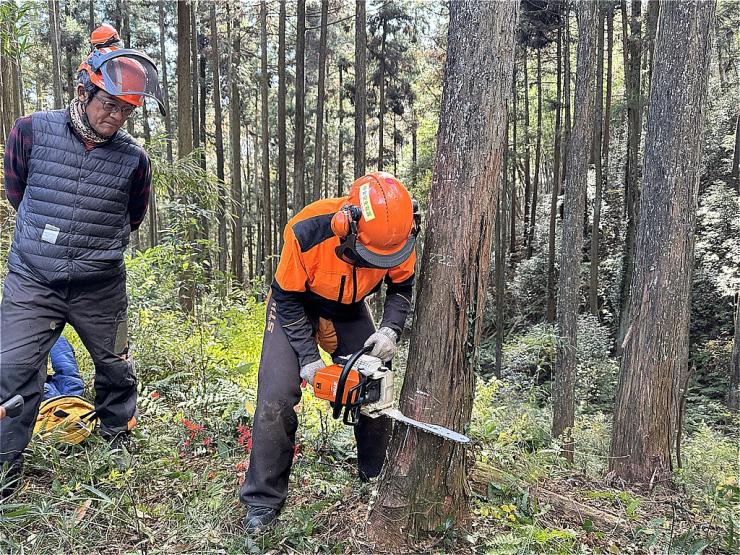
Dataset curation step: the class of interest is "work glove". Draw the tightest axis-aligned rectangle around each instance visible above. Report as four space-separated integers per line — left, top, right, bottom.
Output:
363 327 398 362
300 358 327 386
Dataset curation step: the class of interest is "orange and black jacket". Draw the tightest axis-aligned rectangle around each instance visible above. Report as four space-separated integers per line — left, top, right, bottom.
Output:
272 197 415 366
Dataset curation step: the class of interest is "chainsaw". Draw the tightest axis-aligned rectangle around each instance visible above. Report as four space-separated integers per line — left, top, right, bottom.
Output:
312 346 470 444
0 395 24 420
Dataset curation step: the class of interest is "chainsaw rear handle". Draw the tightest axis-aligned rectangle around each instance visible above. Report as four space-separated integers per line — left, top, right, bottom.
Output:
0 395 24 420
332 345 372 421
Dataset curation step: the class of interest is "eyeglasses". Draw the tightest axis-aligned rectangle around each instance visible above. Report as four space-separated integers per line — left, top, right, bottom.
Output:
93 95 135 117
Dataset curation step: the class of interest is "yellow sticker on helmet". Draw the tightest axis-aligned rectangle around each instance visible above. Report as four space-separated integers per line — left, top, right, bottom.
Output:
359 183 376 222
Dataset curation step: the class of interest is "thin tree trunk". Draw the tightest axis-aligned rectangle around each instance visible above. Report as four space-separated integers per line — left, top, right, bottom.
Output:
367 2 517 544
49 0 63 109
277 0 287 240
293 0 306 212
729 292 740 411
547 20 563 323
123 0 134 136
337 62 345 195
523 47 532 250
378 20 387 171
260 0 273 287
602 6 613 177
177 0 194 313
732 115 740 193
510 63 517 255
159 0 174 166
609 1 715 483
561 3 571 186
354 1 367 178
552 0 598 463
89 0 95 32
590 7 605 317
527 47 542 259
312 0 329 201
230 3 244 285
495 114 509 379
616 0 643 354
210 3 227 275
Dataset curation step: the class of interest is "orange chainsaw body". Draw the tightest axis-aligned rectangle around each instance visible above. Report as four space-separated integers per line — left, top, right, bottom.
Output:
312 364 361 404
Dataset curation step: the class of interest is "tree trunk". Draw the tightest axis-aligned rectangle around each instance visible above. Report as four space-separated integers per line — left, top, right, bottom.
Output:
602 6 613 182
230 3 244 285
616 0 643 354
522 47 532 251
510 64 517 256
89 0 95 32
293 0 306 212
609 0 715 484
590 7 605 318
527 48 543 259
547 19 563 323
49 0 63 109
123 0 135 136
177 0 194 313
159 0 174 166
378 21 387 171
337 62 345 195
552 0 598 463
210 2 227 275
495 115 509 379
354 1 367 179
277 0 288 241
260 0 273 287
562 3 571 186
367 1 517 545
312 0 329 202
732 115 740 193
729 293 740 411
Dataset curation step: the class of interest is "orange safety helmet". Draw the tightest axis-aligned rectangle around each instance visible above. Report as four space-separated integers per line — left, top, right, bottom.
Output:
77 24 166 115
331 172 419 269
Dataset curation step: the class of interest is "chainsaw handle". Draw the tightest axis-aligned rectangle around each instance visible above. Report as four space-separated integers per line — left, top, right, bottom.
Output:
332 345 372 420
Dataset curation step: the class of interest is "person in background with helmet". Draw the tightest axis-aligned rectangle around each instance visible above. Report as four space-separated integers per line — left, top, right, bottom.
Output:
0 24 166 498
241 171 420 531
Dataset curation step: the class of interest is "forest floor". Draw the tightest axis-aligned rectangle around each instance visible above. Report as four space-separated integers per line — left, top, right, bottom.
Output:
2 375 736 555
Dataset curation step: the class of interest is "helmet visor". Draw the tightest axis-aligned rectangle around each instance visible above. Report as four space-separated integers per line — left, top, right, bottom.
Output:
92 50 166 115
336 234 416 269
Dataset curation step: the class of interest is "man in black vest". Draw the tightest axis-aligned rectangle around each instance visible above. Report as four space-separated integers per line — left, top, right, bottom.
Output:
0 25 165 497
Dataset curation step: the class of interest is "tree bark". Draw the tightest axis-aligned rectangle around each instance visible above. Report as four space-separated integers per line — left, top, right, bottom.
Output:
209 2 228 275
731 114 740 193
293 0 306 212
609 0 716 484
547 19 564 323
561 3 571 186
527 47 543 259
354 1 367 179
159 0 174 166
590 7 605 317
510 64 517 256
177 0 194 312
277 0 288 240
602 6 613 182
260 0 273 287
367 1 517 545
337 61 345 196
552 0 598 463
230 3 244 285
616 0 643 354
377 19 387 171
312 0 329 202
729 293 740 411
522 47 532 251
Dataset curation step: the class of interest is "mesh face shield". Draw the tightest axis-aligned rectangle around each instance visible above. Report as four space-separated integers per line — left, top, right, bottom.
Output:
88 49 166 116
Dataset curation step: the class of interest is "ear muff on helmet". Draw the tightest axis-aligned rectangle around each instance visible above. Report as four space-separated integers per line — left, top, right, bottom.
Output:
330 205 362 238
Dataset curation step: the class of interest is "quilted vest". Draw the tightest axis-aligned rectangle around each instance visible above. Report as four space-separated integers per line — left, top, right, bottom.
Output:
8 110 142 283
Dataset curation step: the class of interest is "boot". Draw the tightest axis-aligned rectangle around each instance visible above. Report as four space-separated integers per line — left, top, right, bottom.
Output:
243 505 278 532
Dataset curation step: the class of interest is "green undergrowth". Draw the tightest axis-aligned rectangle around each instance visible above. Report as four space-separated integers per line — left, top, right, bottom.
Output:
1 246 738 554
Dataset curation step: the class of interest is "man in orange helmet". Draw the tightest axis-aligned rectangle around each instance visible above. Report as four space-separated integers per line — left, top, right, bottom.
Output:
241 172 419 531
0 25 164 497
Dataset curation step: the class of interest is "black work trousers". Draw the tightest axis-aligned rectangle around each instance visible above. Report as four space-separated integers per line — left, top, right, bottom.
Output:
240 297 391 510
0 270 136 463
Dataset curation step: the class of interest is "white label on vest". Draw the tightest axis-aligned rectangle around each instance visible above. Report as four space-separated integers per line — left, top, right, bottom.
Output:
41 224 60 244
359 184 376 222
